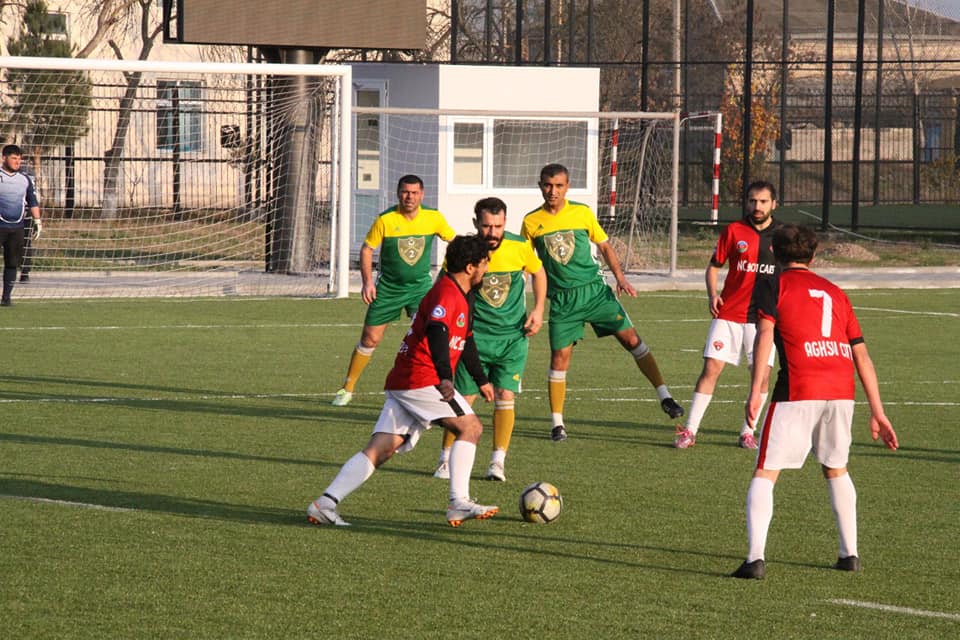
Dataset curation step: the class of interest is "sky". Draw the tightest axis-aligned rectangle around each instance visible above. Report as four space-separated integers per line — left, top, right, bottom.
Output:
900 0 960 22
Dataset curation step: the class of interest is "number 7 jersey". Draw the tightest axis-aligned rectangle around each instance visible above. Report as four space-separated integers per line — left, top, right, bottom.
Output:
755 267 864 402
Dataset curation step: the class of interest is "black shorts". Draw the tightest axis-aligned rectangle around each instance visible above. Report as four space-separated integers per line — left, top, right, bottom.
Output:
0 227 25 268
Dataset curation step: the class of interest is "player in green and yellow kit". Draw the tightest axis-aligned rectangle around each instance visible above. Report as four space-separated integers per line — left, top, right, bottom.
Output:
522 163 684 441
331 175 456 406
433 197 547 482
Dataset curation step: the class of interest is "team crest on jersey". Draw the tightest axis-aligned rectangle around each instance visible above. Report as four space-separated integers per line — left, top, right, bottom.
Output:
398 236 426 266
456 313 465 328
713 340 724 351
431 304 447 319
480 273 510 308
736 240 749 254
545 231 575 265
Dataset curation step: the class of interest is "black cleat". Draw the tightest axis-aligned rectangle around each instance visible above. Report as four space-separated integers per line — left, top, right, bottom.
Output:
551 425 568 442
731 559 765 580
0 298 11 307
19 273 29 283
834 555 861 572
661 397 684 419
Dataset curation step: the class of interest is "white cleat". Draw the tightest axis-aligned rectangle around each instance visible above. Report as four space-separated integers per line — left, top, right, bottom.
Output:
446 500 499 527
484 461 506 482
331 389 353 407
433 461 450 479
307 500 350 526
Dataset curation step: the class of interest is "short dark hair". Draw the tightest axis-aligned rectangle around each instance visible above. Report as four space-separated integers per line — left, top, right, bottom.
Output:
474 197 506 218
772 223 818 265
745 180 777 202
539 163 569 183
444 234 490 274
2 144 23 157
396 174 424 192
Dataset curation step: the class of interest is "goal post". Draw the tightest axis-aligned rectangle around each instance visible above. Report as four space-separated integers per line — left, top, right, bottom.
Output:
0 56 352 299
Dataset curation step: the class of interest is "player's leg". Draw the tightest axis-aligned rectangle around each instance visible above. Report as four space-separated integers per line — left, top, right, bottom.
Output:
548 345 574 441
440 411 499 526
815 400 860 570
308 428 405 527
732 467 780 579
437 360 482 478
1 230 23 306
675 357 726 448
332 322 387 406
485 387 516 481
483 335 525 478
740 322 773 447
612 326 684 420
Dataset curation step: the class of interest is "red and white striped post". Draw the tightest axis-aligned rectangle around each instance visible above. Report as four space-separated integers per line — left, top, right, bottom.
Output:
608 118 619 221
711 112 722 224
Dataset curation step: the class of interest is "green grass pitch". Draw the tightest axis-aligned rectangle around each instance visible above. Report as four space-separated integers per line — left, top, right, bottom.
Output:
1 289 958 638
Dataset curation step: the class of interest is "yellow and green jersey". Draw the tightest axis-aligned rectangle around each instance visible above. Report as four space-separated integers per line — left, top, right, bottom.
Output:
474 231 543 336
521 200 607 295
364 206 456 288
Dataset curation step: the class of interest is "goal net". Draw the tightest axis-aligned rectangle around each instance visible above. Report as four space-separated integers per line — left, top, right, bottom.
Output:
0 56 351 299
352 108 694 276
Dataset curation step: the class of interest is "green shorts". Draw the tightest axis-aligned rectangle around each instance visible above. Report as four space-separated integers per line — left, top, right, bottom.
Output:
363 278 432 326
548 280 633 350
454 333 529 395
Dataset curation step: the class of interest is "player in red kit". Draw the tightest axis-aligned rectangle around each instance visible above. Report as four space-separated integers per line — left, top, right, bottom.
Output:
675 180 780 449
307 235 500 528
731 224 898 579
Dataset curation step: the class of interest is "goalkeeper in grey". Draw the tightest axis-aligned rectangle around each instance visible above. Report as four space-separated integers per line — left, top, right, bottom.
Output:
0 144 43 306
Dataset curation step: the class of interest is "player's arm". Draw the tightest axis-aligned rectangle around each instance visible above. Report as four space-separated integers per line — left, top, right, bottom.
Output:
359 243 377 304
425 321 457 400
597 240 636 297
705 262 723 317
851 341 898 450
746 316 775 425
524 267 547 337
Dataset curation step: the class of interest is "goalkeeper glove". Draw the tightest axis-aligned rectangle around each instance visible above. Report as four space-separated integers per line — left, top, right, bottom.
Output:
32 219 42 241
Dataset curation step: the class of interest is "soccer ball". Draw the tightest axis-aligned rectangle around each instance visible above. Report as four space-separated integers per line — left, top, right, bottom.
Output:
519 481 563 524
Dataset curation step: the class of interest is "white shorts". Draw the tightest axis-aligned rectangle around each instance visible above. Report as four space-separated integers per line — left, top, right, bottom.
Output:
372 386 475 454
756 399 855 470
702 319 774 367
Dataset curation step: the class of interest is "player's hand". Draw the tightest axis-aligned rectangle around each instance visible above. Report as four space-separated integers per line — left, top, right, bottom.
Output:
523 310 544 337
32 219 42 240
709 294 723 318
478 382 494 403
616 278 637 298
870 413 898 450
745 392 763 426
436 379 455 401
361 281 377 305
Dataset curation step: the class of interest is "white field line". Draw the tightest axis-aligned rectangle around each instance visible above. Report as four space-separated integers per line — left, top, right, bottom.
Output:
825 599 960 621
853 306 959 318
0 493 137 513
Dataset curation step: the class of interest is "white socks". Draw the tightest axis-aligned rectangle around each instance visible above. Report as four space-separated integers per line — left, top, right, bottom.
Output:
685 392 712 435
745 476 775 562
448 440 477 503
828 473 858 558
322 451 376 504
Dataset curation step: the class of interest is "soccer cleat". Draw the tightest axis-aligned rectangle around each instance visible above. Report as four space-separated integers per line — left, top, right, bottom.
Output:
738 432 759 450
331 389 353 407
551 425 568 442
484 461 506 482
0 298 11 307
19 273 29 283
433 461 450 479
661 397 685 419
673 426 696 449
307 500 350 527
834 555 861 572
731 559 766 579
446 500 499 527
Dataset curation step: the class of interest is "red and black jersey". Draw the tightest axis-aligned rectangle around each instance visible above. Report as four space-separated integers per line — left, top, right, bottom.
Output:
756 267 864 401
711 219 780 323
385 272 474 390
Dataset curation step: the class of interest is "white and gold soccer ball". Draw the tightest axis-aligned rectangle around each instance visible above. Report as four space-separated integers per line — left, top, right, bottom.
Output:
519 481 563 524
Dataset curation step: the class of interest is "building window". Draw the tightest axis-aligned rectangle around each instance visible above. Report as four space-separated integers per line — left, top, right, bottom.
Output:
44 12 68 39
451 118 589 190
355 88 381 190
156 80 203 152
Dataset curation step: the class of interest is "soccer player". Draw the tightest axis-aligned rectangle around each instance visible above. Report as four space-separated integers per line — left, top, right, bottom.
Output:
308 234 500 528
331 175 456 406
674 180 780 450
0 144 42 306
731 224 898 580
522 163 683 442
433 197 547 482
